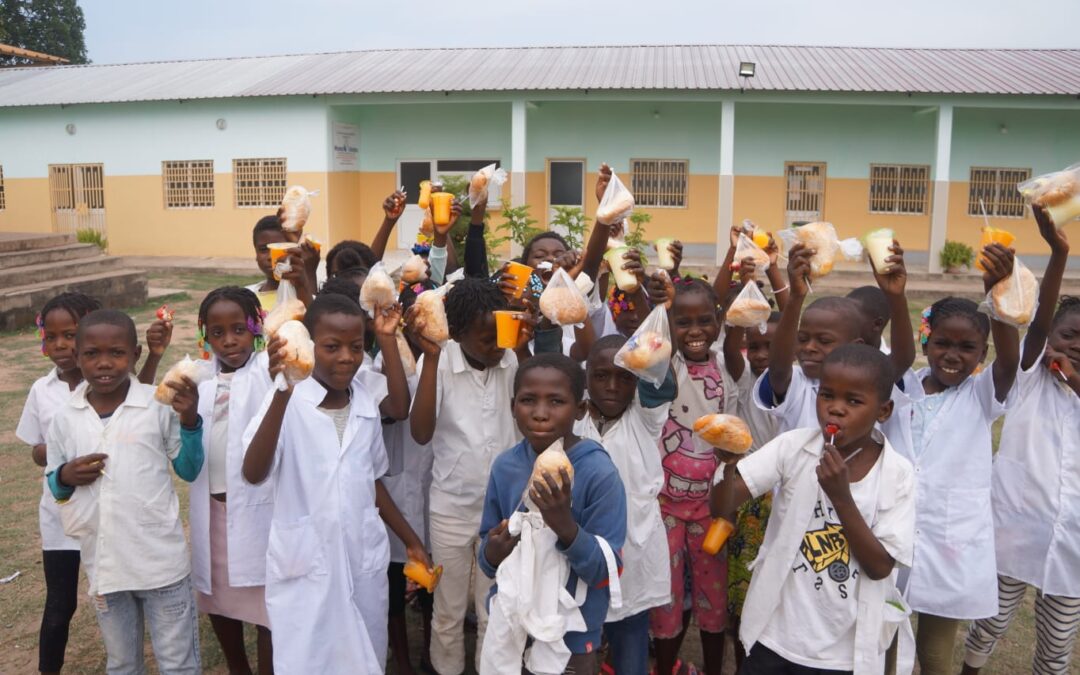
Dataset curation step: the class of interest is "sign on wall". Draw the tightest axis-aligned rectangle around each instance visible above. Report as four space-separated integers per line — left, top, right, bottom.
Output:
332 122 359 171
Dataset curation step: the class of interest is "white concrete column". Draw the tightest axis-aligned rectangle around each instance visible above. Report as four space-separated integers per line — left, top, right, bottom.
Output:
717 100 735 265
510 99 527 256
928 104 953 273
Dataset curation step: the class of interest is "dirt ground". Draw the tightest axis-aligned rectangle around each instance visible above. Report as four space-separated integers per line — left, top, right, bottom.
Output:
0 271 1072 673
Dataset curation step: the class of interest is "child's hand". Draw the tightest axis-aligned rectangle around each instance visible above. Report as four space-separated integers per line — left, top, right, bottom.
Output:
714 449 745 465
484 519 520 568
872 239 908 297
645 271 675 308
667 240 684 273
980 243 1015 292
494 263 520 301
738 256 758 281
373 303 403 338
280 251 309 293
406 544 434 573
621 248 646 286
1033 204 1069 255
60 453 109 487
299 239 321 275
729 225 743 249
532 468 577 545
146 319 173 358
817 445 852 505
383 190 406 221
1044 346 1077 380
765 234 780 265
595 163 612 204
167 375 200 427
404 306 442 358
787 243 814 297
432 199 463 236
266 335 292 385
514 300 539 351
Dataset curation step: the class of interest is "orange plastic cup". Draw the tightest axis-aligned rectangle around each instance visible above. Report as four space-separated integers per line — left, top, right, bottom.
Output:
431 192 454 227
418 180 432 210
702 518 735 555
976 227 1016 271
267 242 300 280
504 261 535 299
494 310 522 349
403 560 443 593
752 230 770 249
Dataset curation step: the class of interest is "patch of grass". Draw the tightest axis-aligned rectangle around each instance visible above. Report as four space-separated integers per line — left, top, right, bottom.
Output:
76 228 107 251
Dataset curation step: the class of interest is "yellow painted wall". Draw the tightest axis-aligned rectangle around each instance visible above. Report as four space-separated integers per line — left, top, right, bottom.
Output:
733 175 787 231
0 177 53 233
947 182 1044 255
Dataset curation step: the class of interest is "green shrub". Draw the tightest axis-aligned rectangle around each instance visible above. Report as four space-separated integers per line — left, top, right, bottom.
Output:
624 211 651 251
939 240 974 271
549 206 589 251
76 228 107 251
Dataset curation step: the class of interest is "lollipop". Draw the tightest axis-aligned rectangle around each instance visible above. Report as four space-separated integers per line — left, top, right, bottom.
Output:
825 423 839 445
1051 362 1069 382
156 305 174 322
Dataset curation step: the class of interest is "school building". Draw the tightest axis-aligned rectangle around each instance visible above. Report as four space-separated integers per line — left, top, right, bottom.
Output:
0 45 1078 270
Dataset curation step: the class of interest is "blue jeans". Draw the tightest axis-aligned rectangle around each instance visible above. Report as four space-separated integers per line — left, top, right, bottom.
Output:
604 610 651 675
93 575 200 675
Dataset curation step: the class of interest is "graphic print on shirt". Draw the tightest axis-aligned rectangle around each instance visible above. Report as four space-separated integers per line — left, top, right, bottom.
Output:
793 498 859 598
660 361 725 504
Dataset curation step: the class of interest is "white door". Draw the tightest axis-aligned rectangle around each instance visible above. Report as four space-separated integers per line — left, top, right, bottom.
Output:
547 159 585 235
49 164 106 235
784 162 826 227
395 159 503 250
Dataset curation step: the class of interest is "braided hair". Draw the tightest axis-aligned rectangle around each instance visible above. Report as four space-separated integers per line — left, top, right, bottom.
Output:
36 292 102 355
1053 295 1080 328
919 296 990 349
326 241 378 276
445 276 508 339
197 286 266 358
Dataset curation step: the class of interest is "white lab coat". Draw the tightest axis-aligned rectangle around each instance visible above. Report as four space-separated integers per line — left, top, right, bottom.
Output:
244 376 391 674
992 347 1080 597
894 367 1006 619
190 352 275 594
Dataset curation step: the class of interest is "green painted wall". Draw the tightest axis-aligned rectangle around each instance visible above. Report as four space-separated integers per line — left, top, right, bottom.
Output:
949 107 1080 182
733 102 938 178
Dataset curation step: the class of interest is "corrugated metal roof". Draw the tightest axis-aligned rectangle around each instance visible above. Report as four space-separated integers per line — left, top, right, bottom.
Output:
1 44 1079 108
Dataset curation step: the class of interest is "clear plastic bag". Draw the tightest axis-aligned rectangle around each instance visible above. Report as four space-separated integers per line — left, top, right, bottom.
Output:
468 163 508 208
154 355 214 405
360 261 397 318
414 284 451 347
734 232 770 276
400 254 429 285
274 320 315 391
982 259 1038 328
1018 163 1080 227
279 185 319 232
725 282 772 333
539 267 589 326
596 170 635 224
775 222 862 279
614 304 672 388
263 280 306 338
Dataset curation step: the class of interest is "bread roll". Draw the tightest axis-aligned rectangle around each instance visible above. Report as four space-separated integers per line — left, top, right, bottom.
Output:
726 297 772 329
530 439 574 489
539 285 588 325
991 265 1038 326
693 414 753 453
796 222 840 278
415 291 449 344
597 191 636 224
280 186 313 232
263 297 306 338
276 320 315 385
400 254 428 284
396 329 416 377
621 331 672 371
471 172 489 193
1033 174 1079 208
360 268 397 316
154 356 207 405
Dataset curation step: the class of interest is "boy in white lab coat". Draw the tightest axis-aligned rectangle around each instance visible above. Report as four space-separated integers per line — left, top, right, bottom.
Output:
712 344 916 675
243 293 431 674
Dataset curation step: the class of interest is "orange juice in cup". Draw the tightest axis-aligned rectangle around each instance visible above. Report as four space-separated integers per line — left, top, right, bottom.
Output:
431 192 454 228
494 310 523 349
752 230 770 249
504 261 535 299
403 560 443 593
976 227 1016 272
702 518 735 555
418 180 432 210
267 242 300 280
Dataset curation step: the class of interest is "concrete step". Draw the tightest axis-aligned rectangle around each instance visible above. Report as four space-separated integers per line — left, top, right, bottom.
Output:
6 242 104 268
0 269 148 332
0 231 77 253
0 255 126 288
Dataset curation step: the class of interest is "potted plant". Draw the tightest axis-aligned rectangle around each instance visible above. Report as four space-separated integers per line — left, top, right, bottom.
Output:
939 240 974 274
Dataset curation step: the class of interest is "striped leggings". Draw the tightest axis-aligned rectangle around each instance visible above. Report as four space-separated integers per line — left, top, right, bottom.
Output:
964 575 1080 675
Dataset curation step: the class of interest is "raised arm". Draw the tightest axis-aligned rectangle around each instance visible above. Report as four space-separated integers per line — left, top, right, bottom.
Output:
711 226 742 300
580 164 614 283
406 309 441 445
462 198 488 278
372 304 410 420
243 336 291 484
764 234 789 311
872 239 916 378
1022 205 1070 369
370 190 407 261
137 318 172 385
767 244 814 399
981 244 1021 402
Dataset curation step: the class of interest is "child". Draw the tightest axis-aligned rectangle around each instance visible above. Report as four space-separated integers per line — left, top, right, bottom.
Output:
242 294 430 673
189 286 275 675
45 309 204 673
248 215 289 309
16 292 100 675
847 285 891 353
408 277 532 675
713 344 916 674
478 353 627 674
326 239 379 277
962 211 1074 675
888 243 1019 675
575 335 676 675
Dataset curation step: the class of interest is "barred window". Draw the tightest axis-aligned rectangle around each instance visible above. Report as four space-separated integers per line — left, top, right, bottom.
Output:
233 158 287 208
163 160 214 209
869 164 930 215
0 165 5 210
630 159 688 208
968 167 1031 218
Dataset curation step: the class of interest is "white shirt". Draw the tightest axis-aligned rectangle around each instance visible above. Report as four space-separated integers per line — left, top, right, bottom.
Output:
759 453 884 670
45 377 189 596
753 365 914 459
418 340 520 521
574 392 672 620
895 366 1006 619
356 354 389 409
16 368 81 551
992 346 1080 597
735 428 915 675
736 363 779 453
208 372 233 495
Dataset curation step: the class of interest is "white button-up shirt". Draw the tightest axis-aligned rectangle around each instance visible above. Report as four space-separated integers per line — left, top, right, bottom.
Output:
418 340 520 521
45 377 190 596
992 347 1080 597
16 368 81 552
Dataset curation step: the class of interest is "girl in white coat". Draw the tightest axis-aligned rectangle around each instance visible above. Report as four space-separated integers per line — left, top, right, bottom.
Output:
243 293 432 674
189 287 275 674
893 243 1020 675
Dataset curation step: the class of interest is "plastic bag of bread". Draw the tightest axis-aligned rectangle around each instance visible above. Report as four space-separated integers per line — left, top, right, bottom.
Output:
400 254 429 285
693 414 753 454
1018 164 1080 227
733 232 770 276
263 280 306 338
414 284 451 346
539 267 589 326
614 304 672 388
530 438 574 490
154 355 213 405
982 259 1038 328
596 171 635 224
279 185 318 232
359 261 397 318
775 222 862 279
726 281 772 334
274 320 315 391
468 163 508 208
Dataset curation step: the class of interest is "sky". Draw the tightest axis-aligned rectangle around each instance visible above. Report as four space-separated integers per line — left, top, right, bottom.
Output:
83 0 1080 65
